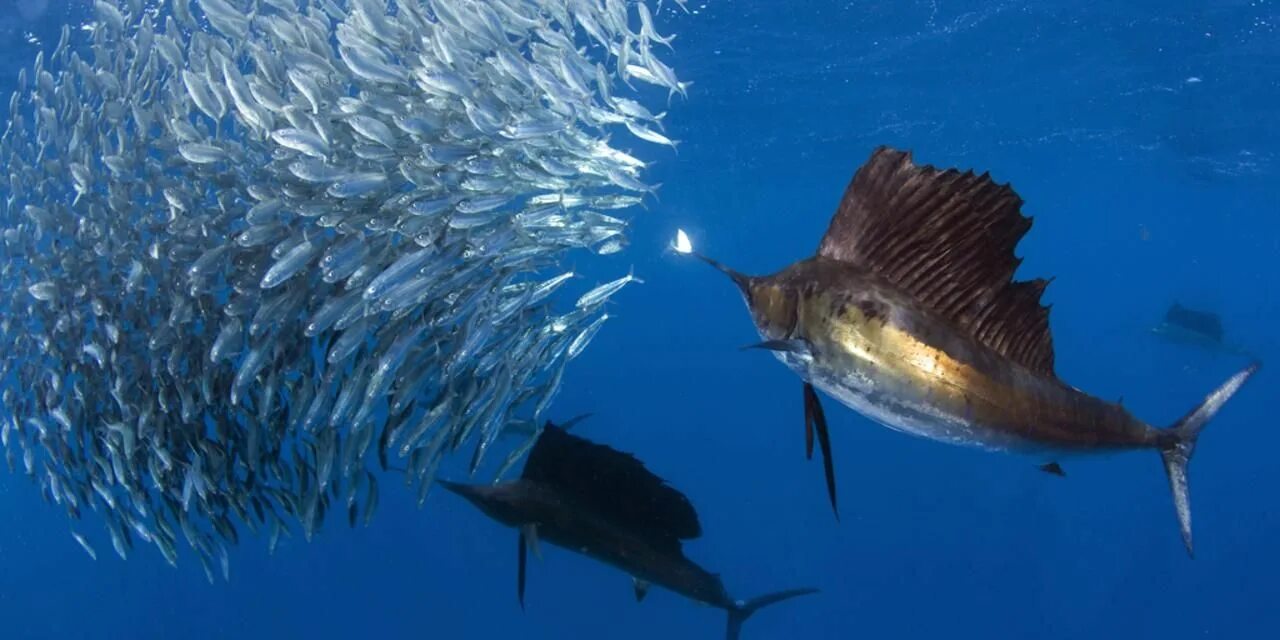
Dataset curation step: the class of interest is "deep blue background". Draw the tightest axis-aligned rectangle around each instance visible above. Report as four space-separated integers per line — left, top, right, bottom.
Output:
1 1 1277 638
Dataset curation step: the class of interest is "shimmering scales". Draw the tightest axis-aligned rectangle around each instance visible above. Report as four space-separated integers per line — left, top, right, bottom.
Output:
0 0 682 578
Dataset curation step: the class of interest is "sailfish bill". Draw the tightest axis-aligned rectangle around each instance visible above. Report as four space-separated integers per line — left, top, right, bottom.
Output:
693 145 1260 555
440 420 817 639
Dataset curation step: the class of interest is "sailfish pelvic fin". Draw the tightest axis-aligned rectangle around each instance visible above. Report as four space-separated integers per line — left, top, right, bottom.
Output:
803 383 838 521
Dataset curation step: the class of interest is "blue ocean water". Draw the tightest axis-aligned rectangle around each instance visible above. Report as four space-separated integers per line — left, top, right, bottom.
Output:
1 1 1277 638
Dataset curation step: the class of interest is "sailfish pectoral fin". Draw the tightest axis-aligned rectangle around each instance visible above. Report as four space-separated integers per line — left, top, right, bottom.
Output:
516 530 527 610
803 383 838 521
741 339 809 354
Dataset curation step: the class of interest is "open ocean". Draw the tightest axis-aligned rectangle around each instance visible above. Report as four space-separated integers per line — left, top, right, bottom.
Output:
1 1 1276 638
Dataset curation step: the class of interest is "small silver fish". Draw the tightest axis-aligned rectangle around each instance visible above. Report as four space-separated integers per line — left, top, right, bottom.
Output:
0 0 683 574
575 269 644 309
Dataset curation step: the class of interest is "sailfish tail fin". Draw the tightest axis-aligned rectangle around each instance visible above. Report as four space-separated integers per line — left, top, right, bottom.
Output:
1160 362 1260 557
724 588 819 640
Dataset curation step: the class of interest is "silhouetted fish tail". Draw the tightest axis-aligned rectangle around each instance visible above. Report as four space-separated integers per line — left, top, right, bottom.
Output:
1159 361 1261 557
725 588 820 640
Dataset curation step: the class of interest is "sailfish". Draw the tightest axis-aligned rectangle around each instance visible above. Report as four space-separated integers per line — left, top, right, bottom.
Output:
440 421 817 640
1151 302 1256 358
683 146 1259 555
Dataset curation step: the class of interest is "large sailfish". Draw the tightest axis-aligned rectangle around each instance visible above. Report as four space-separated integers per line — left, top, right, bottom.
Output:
441 421 817 639
686 146 1259 555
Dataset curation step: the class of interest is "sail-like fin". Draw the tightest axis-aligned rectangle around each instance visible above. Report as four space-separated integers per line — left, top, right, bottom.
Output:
817 146 1055 376
804 384 838 520
517 530 528 610
522 424 701 551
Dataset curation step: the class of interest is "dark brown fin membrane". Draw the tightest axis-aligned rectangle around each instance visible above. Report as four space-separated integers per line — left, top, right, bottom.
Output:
517 531 527 610
522 423 702 552
817 146 1056 376
1039 462 1065 477
804 383 838 520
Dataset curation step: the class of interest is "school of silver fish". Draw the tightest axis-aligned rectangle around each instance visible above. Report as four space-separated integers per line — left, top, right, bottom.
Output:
0 0 686 581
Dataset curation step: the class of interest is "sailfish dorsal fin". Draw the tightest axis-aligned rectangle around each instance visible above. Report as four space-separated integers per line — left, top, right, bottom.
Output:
522 423 702 550
818 146 1056 376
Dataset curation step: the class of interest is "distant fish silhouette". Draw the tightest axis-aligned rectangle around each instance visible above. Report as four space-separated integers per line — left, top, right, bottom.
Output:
441 421 817 640
686 146 1260 556
1038 462 1066 477
1152 302 1255 358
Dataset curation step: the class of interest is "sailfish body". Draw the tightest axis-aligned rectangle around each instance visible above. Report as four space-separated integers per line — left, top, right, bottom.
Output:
444 479 738 608
752 259 1158 453
441 422 816 640
703 146 1259 554
1151 302 1256 358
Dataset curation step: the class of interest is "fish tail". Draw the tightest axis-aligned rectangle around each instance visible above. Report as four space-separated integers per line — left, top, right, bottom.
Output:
724 588 818 640
1159 361 1261 557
